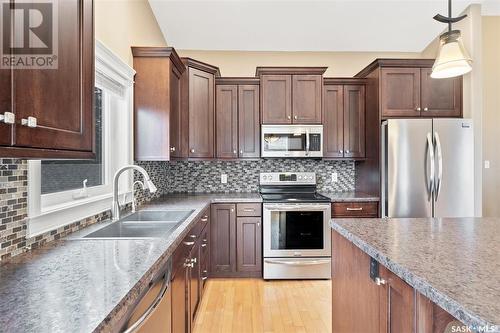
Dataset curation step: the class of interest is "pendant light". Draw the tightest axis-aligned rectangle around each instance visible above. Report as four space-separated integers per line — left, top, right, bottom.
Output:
431 0 472 79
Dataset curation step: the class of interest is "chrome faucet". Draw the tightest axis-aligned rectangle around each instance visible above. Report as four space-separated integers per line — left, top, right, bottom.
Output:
112 165 157 221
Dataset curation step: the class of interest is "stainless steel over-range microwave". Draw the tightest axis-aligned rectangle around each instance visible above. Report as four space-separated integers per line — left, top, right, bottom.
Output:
261 125 323 158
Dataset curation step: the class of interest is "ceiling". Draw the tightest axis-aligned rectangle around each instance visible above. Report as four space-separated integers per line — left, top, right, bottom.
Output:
149 0 497 52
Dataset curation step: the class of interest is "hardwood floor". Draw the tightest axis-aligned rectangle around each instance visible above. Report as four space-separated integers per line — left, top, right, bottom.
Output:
193 278 332 333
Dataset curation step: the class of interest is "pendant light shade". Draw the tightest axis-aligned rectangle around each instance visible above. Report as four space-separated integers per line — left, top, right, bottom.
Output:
431 30 472 79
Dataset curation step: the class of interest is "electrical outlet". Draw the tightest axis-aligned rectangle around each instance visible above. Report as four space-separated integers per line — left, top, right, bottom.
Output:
485 160 490 169
221 174 228 184
331 172 338 183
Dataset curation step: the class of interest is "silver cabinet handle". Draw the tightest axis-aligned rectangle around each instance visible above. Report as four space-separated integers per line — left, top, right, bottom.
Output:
416 107 421 111
243 208 255 212
184 262 194 268
183 241 195 246
257 222 260 227
345 150 350 154
203 270 208 274
201 218 208 222
294 115 298 120
426 133 435 197
434 131 443 201
339 150 343 154
240 150 243 154
170 147 176 152
21 116 37 128
201 243 207 247
123 271 170 333
346 207 363 211
189 234 197 239
233 150 237 154
423 107 429 111
190 148 195 153
201 276 208 281
231 208 234 212
287 115 291 120
0 112 15 124
375 277 386 286
191 257 197 264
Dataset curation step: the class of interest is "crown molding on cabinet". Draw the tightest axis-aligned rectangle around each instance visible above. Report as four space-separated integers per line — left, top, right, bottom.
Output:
181 57 221 77
255 67 328 76
215 77 260 85
355 58 435 78
131 46 186 76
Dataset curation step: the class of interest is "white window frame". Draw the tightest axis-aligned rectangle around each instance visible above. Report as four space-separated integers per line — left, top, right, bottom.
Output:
27 40 136 237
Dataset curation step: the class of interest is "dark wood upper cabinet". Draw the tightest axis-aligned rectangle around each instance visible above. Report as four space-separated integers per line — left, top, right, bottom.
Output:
261 75 292 124
292 75 322 123
238 84 260 158
215 85 238 159
323 85 344 158
210 204 236 275
381 68 421 118
182 58 219 159
420 68 462 117
0 0 94 158
236 217 262 273
344 85 365 158
132 47 185 161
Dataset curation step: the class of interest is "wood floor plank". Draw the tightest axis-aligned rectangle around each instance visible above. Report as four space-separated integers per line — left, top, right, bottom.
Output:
193 278 332 333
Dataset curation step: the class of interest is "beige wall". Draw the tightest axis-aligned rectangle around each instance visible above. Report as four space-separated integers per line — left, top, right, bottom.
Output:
482 16 500 217
177 50 421 77
95 0 167 66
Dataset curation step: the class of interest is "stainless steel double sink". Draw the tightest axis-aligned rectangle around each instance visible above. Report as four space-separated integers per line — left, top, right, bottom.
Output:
83 210 194 239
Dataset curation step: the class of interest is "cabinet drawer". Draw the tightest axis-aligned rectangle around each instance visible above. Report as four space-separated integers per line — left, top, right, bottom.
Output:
332 202 378 218
236 203 262 217
200 223 209 259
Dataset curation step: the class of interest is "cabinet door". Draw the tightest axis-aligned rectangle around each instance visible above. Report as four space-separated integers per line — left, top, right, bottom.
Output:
292 75 322 123
0 64 12 146
332 230 381 333
261 75 292 124
343 85 365 158
210 204 236 274
381 68 421 118
323 85 344 158
236 217 262 273
215 85 238 159
238 85 260 158
13 0 94 153
170 68 183 158
189 68 214 158
199 225 209 297
420 68 462 117
379 266 415 333
171 259 188 333
190 244 200 323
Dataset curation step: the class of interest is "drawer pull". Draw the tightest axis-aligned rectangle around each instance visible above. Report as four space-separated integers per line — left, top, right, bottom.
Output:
189 234 197 239
243 208 255 212
202 276 208 281
183 241 195 246
346 207 363 211
201 243 207 247
201 218 208 222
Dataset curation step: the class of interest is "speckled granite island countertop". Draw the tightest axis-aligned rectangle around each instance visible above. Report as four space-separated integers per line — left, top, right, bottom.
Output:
0 193 261 333
330 217 500 332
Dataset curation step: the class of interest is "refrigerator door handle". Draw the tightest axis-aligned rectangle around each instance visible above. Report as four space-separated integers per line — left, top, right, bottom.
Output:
434 131 443 200
427 133 435 198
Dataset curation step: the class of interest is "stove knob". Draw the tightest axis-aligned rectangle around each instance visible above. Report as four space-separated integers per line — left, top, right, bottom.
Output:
298 175 302 180
309 176 313 180
262 176 267 180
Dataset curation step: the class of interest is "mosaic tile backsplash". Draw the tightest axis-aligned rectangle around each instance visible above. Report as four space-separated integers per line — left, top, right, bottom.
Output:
164 159 355 193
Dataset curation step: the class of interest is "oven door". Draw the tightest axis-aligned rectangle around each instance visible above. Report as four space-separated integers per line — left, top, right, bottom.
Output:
263 203 331 257
261 125 323 158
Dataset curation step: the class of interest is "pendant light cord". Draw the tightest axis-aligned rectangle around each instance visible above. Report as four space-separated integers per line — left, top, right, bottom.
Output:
448 0 452 32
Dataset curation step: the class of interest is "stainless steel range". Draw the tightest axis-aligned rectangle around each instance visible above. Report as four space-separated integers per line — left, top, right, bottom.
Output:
260 172 331 280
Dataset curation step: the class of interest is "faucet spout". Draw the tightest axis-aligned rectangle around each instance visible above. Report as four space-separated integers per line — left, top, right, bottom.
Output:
112 165 157 221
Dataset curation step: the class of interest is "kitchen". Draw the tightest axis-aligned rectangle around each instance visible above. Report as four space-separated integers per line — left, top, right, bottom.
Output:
0 0 499 332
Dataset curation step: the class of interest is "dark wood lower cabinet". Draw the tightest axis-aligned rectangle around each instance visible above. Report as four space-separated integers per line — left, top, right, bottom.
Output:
210 203 262 278
332 230 464 333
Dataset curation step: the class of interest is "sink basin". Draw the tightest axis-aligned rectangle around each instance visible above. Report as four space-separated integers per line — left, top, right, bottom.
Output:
121 210 194 223
83 221 182 239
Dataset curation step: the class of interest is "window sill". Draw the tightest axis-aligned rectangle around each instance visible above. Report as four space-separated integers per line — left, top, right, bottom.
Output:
27 191 132 238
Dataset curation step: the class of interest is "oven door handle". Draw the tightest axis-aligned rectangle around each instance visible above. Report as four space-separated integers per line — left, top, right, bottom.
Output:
265 259 331 266
264 204 330 211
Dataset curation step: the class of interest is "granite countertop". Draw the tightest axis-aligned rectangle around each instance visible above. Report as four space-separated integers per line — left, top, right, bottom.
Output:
330 217 500 332
320 191 379 202
0 193 261 333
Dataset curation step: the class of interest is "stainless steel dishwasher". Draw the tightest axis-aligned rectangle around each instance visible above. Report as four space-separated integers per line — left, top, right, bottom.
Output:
123 259 172 333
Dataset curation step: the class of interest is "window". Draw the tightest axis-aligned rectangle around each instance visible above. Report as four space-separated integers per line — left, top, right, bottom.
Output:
41 88 105 195
27 41 136 237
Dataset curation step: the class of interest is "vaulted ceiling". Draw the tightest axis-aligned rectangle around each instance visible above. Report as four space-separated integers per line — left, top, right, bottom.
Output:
149 0 497 52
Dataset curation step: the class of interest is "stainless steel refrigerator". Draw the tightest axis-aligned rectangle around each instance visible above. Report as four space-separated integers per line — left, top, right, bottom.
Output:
381 119 474 218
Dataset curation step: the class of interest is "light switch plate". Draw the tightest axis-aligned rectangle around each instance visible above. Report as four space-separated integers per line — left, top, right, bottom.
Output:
221 174 228 184
331 172 338 183
485 160 490 169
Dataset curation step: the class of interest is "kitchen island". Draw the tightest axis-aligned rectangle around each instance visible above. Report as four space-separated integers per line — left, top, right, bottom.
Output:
330 217 500 333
